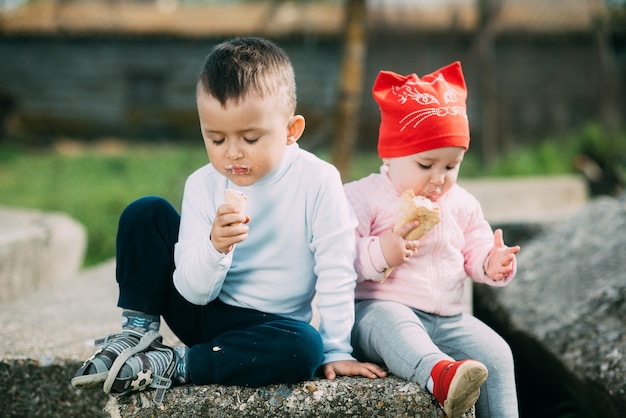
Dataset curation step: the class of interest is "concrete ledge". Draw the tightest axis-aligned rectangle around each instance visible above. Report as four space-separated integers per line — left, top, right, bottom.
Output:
460 175 587 224
0 206 86 302
104 375 474 418
0 261 471 418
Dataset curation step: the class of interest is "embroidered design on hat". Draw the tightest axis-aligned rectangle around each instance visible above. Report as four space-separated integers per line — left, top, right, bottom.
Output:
391 73 466 133
399 106 466 132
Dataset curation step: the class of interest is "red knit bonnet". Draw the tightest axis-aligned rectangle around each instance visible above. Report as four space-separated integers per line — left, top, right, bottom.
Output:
373 61 470 158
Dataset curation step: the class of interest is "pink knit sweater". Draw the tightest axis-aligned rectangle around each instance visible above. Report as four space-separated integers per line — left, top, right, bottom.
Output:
344 167 514 316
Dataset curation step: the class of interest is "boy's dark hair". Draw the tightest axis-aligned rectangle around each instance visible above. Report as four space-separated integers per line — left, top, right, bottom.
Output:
198 37 296 114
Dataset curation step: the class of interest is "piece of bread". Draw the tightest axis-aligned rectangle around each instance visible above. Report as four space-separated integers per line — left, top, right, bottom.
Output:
382 190 441 282
224 189 248 225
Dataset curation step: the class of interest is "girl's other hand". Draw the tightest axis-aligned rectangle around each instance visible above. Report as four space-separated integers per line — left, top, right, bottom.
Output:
486 229 520 280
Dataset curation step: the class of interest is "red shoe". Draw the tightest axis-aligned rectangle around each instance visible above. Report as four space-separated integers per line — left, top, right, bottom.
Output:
431 359 488 418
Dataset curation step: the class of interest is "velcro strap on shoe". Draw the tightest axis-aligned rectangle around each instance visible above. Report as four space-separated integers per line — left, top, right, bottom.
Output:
151 376 173 405
111 353 154 394
151 341 176 405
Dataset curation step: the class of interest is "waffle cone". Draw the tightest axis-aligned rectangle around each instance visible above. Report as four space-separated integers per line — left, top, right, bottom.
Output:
382 190 441 282
394 190 441 240
224 189 248 225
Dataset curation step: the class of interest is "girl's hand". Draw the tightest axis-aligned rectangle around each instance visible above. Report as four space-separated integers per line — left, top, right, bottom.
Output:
379 221 420 268
485 229 520 280
210 204 250 254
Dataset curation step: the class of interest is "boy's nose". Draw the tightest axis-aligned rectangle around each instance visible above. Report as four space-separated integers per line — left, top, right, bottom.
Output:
227 143 243 160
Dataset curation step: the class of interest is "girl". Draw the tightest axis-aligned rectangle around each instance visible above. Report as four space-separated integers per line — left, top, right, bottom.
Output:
344 62 520 418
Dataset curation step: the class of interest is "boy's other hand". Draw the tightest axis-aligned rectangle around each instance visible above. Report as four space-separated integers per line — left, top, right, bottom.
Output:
322 360 387 380
211 204 250 254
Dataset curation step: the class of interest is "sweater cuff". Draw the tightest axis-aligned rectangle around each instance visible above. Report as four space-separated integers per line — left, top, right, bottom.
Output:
323 352 356 365
367 236 389 273
207 236 233 270
482 255 516 285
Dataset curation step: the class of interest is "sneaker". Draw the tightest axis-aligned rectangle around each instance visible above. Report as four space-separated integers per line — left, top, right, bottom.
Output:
431 359 488 418
71 329 160 389
103 337 184 405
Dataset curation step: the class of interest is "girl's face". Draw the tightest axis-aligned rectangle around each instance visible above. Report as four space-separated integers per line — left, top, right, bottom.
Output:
197 86 304 187
385 146 465 201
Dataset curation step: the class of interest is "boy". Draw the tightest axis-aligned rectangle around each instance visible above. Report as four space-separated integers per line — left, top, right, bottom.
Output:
72 37 385 404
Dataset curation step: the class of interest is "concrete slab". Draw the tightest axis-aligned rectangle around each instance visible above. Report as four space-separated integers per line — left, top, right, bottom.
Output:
460 175 588 224
105 375 474 418
0 260 469 418
0 206 87 303
0 259 179 362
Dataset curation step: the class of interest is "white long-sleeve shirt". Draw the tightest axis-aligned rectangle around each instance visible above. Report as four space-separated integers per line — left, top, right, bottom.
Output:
173 143 358 364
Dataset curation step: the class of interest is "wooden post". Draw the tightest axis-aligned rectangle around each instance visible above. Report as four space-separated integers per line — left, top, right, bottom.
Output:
331 0 367 181
476 0 499 165
594 10 621 134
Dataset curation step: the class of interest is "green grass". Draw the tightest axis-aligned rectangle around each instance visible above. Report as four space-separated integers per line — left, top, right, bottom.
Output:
1 124 623 267
0 143 209 266
461 124 626 179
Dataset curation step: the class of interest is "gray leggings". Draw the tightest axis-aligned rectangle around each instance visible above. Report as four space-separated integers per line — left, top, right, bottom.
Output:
352 299 518 418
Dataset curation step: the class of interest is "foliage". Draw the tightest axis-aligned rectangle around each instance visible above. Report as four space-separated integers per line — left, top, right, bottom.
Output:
461 124 626 183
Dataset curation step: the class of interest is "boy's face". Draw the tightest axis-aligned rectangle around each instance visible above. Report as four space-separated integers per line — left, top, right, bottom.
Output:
197 86 303 187
385 146 465 202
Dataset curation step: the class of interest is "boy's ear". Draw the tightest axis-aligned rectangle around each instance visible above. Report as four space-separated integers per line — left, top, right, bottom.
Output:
286 115 305 145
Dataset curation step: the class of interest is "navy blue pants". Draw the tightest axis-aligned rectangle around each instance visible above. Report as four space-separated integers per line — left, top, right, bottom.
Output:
115 196 324 387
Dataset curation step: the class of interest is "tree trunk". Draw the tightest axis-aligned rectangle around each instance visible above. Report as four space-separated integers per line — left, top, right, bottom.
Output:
477 0 499 165
331 0 367 181
594 11 621 134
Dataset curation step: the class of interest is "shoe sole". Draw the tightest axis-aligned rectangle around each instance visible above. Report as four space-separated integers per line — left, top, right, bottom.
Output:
443 360 488 418
71 370 109 389
71 330 148 389
102 330 162 394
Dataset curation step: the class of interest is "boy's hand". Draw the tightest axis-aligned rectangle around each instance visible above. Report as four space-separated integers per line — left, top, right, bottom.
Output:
322 360 387 380
210 204 250 254
485 229 520 281
379 221 420 268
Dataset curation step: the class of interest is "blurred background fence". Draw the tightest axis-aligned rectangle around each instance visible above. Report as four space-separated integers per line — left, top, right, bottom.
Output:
1 1 624 153
1 0 625 264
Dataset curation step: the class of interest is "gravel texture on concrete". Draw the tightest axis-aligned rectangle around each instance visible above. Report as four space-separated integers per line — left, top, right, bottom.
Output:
105 375 474 418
